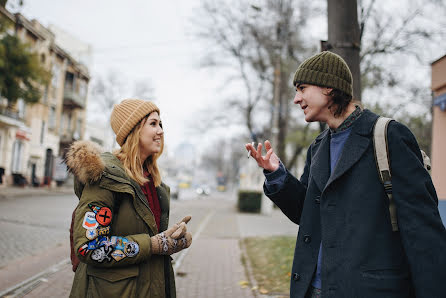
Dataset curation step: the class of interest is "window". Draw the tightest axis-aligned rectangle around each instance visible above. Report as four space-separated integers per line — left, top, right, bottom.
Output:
17 99 25 119
40 121 46 145
51 64 60 88
11 140 23 173
49 106 56 129
79 80 87 98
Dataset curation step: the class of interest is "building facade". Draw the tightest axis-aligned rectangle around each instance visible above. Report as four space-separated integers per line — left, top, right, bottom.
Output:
0 7 89 186
431 54 446 201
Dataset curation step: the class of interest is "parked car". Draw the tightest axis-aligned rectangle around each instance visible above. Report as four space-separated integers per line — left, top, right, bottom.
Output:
196 185 211 196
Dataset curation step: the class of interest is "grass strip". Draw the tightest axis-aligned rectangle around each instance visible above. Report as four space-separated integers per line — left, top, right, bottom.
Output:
243 236 295 295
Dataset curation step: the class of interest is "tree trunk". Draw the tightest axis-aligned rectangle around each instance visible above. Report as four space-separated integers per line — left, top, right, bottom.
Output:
327 0 361 101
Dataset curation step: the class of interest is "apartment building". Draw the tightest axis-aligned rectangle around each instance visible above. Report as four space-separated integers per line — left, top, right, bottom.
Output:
431 54 446 202
0 7 89 186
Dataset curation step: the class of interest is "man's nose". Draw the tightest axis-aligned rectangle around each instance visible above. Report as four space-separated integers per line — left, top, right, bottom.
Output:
293 92 301 104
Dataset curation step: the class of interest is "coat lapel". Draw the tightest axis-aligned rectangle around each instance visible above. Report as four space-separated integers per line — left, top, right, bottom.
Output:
310 130 331 192
324 110 378 191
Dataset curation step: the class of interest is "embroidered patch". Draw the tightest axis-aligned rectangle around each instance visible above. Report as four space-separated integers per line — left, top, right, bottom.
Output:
86 229 98 240
78 244 88 256
91 246 112 263
124 242 139 257
82 212 98 230
111 236 128 250
96 207 112 226
88 203 101 213
111 250 126 262
97 226 110 236
87 236 108 250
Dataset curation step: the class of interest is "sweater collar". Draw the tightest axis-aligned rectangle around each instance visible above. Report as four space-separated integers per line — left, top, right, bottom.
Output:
330 105 363 134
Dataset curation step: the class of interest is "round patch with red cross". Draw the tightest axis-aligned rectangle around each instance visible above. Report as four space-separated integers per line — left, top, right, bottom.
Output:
95 207 112 226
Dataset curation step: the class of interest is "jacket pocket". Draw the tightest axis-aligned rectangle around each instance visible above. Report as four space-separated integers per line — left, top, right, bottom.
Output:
359 268 412 298
87 265 139 298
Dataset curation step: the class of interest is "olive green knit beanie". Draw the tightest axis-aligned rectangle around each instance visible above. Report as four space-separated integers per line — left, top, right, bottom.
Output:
293 51 353 97
110 99 160 146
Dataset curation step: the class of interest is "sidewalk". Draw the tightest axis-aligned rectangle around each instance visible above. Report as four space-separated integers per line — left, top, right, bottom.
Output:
0 185 74 199
1 195 298 298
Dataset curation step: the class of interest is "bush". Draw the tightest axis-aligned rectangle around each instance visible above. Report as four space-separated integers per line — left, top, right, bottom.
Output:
237 190 262 213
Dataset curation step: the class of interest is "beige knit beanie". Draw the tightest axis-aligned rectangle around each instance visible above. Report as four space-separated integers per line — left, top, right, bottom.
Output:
110 99 160 146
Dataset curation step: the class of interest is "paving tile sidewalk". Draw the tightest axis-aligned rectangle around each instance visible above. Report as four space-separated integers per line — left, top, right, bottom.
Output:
6 197 298 298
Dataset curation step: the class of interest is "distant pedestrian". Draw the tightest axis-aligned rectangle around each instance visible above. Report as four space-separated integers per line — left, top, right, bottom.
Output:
66 99 192 298
246 51 446 298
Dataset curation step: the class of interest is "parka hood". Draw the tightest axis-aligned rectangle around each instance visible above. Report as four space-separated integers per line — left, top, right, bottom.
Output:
65 140 105 184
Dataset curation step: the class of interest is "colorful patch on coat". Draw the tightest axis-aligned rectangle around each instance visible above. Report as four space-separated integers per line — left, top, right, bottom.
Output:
78 244 88 256
86 229 98 240
91 246 113 263
88 203 101 213
87 236 108 250
124 242 139 257
95 207 112 226
97 226 110 236
111 250 126 262
82 211 98 230
110 236 128 251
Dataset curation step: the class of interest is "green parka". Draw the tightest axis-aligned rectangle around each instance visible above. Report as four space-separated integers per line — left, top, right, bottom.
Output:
66 141 176 298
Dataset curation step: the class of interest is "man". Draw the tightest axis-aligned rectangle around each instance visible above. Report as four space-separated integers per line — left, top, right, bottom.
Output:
246 51 446 298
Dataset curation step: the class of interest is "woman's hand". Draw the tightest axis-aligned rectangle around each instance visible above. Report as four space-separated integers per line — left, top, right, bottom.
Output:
151 216 192 255
245 140 280 172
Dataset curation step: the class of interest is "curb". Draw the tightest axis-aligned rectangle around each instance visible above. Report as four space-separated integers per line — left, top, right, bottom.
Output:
0 188 74 199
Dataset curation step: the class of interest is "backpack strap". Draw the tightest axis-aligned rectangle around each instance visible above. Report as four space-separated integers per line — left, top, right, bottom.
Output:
373 117 399 232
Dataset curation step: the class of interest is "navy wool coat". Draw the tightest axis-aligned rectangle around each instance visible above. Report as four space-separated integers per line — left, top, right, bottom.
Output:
265 110 446 298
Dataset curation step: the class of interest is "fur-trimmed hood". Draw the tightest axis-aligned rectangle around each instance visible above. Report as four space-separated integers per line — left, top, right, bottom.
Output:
65 140 105 184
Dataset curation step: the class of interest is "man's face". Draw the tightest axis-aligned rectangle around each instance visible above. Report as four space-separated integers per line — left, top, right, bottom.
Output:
293 84 333 123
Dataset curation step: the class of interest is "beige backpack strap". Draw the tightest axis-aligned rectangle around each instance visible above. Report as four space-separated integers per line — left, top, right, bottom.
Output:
373 117 398 231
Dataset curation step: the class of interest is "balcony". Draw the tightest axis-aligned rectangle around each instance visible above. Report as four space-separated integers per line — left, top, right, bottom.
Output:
63 89 85 109
0 106 25 127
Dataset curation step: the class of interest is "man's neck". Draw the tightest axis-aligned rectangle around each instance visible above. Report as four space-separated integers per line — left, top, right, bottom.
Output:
326 103 357 130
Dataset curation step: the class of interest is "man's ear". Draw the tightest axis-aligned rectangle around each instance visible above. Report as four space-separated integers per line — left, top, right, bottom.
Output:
323 87 333 95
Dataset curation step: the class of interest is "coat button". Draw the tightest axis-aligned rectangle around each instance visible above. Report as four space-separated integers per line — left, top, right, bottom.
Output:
303 235 311 243
292 273 301 281
315 198 320 204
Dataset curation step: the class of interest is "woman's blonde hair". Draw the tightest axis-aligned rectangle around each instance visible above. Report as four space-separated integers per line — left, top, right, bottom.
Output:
114 114 164 186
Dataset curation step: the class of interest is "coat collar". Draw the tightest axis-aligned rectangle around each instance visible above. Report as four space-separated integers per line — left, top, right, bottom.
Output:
310 110 379 192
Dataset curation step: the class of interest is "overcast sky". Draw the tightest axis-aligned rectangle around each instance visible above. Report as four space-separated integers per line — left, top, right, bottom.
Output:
8 0 230 154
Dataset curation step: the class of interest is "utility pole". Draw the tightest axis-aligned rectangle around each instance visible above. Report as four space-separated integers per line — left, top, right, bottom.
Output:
327 0 361 101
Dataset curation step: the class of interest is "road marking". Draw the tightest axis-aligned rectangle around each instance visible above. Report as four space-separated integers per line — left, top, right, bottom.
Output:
174 209 215 271
0 258 69 298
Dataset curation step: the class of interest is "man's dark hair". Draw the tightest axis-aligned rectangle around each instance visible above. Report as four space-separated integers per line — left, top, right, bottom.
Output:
329 89 353 117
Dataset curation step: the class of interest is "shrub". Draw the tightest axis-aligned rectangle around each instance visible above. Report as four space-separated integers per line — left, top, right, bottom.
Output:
237 190 262 213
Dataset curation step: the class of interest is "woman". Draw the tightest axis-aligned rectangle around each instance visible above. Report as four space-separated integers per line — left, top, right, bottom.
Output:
66 99 192 298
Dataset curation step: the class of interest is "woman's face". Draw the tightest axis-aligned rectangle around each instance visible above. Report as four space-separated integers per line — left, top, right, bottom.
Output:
139 112 163 160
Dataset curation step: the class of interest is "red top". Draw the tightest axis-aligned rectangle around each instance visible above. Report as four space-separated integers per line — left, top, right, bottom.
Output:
141 174 161 231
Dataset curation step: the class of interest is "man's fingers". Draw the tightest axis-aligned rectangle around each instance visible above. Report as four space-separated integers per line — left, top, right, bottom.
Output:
256 142 262 156
265 140 272 151
265 148 273 161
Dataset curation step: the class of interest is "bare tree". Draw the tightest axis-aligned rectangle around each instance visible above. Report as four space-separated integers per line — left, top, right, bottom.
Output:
193 0 320 169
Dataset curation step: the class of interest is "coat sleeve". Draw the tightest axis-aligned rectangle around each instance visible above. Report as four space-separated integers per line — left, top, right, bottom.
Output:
73 183 152 267
263 146 311 224
388 121 446 296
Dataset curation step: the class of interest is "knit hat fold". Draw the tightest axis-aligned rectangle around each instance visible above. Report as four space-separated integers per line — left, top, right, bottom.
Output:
110 99 160 146
293 51 353 97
